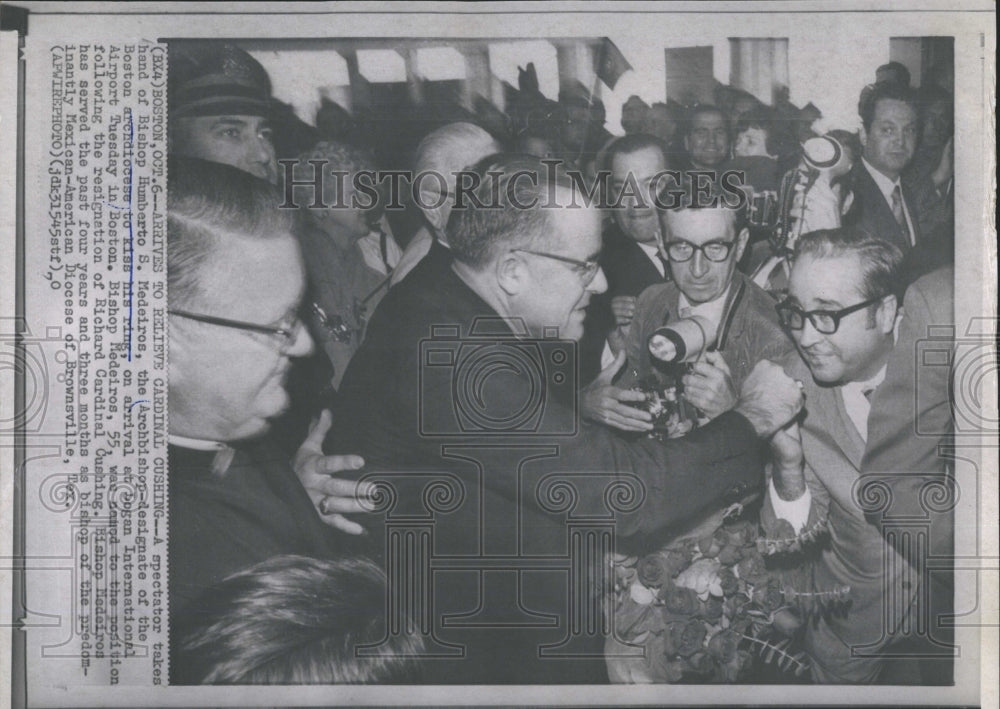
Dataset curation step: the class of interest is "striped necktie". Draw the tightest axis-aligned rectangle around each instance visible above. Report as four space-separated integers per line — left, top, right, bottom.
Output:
890 184 912 245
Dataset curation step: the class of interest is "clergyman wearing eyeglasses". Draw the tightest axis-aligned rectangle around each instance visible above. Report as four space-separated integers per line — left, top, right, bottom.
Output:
165 157 373 682
609 187 795 427
327 154 807 683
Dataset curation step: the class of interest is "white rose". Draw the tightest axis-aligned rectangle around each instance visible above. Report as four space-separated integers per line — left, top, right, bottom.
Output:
629 582 656 605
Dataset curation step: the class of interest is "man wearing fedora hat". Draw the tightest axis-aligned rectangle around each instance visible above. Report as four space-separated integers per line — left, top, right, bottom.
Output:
168 41 278 183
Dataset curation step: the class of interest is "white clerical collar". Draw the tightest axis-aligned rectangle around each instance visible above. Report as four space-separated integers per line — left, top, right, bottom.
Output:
862 157 902 202
169 435 237 476
169 434 228 451
678 283 732 325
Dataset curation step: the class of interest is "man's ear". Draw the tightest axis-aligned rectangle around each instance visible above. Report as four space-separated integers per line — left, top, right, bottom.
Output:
874 293 899 334
734 226 750 262
418 190 449 233
858 125 868 151
496 252 525 296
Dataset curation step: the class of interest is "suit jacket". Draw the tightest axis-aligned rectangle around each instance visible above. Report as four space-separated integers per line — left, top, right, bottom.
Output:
580 222 670 382
863 266 955 552
862 267 955 683
168 437 367 682
332 256 764 683
621 271 795 394
761 352 920 681
845 162 920 253
601 222 669 299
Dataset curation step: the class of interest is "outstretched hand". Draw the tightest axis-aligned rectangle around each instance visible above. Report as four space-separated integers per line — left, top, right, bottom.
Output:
292 409 375 535
580 350 654 432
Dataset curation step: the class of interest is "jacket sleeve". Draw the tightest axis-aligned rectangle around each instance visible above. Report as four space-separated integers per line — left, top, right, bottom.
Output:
472 408 765 540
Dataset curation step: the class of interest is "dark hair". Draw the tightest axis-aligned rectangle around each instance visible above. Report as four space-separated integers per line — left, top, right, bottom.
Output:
734 106 780 156
685 104 729 139
174 555 426 684
445 153 580 269
658 171 748 238
876 61 911 87
603 133 669 173
859 81 919 132
167 156 294 309
794 227 905 304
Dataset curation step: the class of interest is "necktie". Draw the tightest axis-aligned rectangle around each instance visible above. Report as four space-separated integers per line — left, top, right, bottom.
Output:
890 184 912 245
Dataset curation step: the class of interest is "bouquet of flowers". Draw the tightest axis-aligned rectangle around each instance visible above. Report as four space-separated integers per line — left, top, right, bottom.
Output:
606 508 850 683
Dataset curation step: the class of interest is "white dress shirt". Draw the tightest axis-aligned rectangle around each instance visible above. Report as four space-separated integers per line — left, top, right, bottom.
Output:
768 363 889 531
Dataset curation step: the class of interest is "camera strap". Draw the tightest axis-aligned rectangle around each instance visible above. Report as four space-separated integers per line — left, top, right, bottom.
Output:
714 278 746 353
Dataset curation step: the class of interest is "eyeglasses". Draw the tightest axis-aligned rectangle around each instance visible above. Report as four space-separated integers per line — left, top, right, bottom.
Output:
663 239 736 263
512 249 601 283
169 309 302 351
775 295 885 335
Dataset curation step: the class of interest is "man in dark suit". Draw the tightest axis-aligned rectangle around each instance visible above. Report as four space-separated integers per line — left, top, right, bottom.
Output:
765 227 947 683
331 154 805 684
846 82 923 254
580 134 672 383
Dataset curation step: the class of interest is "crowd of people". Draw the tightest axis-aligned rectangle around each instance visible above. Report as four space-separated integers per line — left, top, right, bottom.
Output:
165 41 956 685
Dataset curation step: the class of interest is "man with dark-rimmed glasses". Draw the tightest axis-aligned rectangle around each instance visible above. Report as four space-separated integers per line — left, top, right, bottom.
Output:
611 185 794 428
165 158 373 682
763 226 936 683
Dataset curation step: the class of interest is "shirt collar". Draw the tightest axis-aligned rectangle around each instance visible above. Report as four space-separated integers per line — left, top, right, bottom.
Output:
678 283 732 325
843 363 888 397
862 157 902 202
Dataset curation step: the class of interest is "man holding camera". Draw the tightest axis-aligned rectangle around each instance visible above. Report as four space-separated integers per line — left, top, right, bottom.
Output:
765 227 953 683
329 154 804 683
606 189 794 427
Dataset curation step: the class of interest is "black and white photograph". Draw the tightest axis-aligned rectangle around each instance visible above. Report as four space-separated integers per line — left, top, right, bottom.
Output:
0 3 995 707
